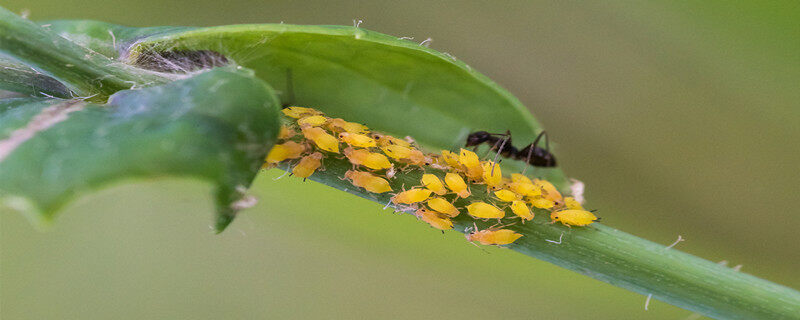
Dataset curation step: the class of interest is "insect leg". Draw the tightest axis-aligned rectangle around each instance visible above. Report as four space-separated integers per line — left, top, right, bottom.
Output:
491 134 510 175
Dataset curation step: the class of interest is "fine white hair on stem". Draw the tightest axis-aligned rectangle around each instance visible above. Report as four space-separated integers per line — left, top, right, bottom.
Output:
419 38 433 47
665 235 684 250
353 19 363 28
732 264 743 272
569 178 586 203
108 29 117 53
382 199 393 210
443 52 457 61
545 232 564 244
398 36 414 40
38 92 59 99
644 294 653 310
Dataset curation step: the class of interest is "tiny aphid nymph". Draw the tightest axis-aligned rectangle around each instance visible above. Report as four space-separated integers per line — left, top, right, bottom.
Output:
467 228 523 245
266 141 306 164
392 188 433 205
292 152 324 179
344 147 393 170
421 174 448 195
302 126 340 153
466 201 505 219
444 173 471 198
551 209 599 227
426 197 460 217
417 209 453 230
344 170 392 193
338 132 377 148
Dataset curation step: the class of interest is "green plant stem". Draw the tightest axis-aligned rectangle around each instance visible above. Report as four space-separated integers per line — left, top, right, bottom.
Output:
0 7 167 98
285 156 800 320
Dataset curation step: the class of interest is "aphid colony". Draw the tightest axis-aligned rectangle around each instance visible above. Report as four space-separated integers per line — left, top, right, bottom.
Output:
266 106 599 246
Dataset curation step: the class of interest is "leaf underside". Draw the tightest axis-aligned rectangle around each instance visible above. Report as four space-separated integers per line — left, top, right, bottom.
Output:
0 69 280 230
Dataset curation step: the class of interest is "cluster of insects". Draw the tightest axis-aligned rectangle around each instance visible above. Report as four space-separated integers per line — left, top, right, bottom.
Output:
265 106 599 246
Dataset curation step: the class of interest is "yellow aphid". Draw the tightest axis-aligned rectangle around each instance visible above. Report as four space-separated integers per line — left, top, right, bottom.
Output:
509 181 540 197
551 209 599 227
266 141 306 164
481 161 502 188
421 174 448 195
467 228 523 245
458 148 481 168
511 200 534 221
535 179 563 203
444 173 471 198
427 197 460 217
328 118 369 133
407 149 433 166
302 126 340 153
440 150 460 167
381 144 414 160
344 170 392 193
564 197 583 210
282 106 322 118
417 209 453 230
458 148 483 179
278 125 294 140
361 152 392 170
292 152 323 178
511 173 533 185
374 133 411 147
344 147 392 170
392 188 433 205
494 189 519 202
297 115 328 127
338 132 377 148
529 197 555 209
466 201 505 219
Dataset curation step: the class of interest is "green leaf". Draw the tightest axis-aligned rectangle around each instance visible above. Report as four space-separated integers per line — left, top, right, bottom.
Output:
0 56 70 98
0 69 281 231
46 22 562 184
0 8 169 98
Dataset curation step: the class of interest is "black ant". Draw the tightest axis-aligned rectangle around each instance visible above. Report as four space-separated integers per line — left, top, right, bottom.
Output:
465 130 557 167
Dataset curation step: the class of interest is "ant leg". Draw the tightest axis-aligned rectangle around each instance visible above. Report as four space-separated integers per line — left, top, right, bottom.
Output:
522 131 548 174
521 142 534 175
491 135 510 175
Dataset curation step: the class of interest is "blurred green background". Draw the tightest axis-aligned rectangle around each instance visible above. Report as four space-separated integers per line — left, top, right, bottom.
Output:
2 1 798 319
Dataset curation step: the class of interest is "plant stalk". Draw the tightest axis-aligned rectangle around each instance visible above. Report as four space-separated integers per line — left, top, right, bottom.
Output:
290 155 800 320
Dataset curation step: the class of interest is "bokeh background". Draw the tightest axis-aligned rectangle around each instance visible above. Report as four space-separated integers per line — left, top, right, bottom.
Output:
2 1 798 319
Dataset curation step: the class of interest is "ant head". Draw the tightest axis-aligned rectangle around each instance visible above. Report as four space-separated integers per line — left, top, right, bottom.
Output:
465 131 492 147
534 148 557 167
